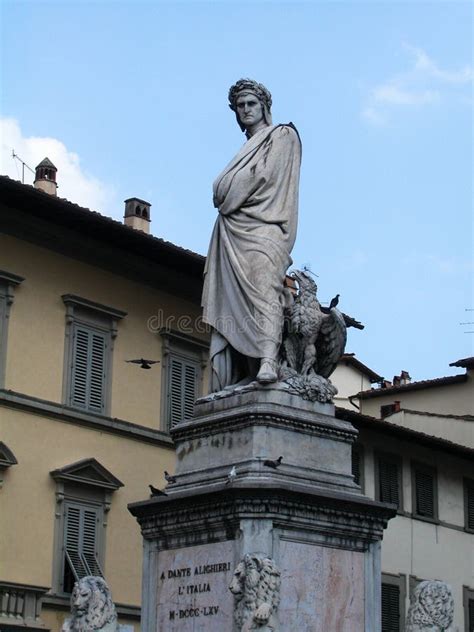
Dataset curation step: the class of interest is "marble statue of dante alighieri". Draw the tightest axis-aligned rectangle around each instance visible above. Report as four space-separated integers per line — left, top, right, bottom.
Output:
202 79 302 392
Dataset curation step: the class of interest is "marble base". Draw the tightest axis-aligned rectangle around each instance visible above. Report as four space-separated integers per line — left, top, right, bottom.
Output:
129 390 395 631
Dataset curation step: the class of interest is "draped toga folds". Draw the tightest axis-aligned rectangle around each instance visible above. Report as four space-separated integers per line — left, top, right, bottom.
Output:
202 124 301 390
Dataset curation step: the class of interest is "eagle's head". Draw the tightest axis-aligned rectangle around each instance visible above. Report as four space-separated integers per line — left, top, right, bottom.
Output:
291 270 318 296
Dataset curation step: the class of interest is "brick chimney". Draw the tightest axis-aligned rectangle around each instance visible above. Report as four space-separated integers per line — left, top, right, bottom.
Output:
393 370 411 387
34 157 57 196
124 198 151 234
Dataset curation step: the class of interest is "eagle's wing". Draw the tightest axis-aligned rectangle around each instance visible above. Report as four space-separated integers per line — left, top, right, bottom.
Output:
282 299 303 371
315 308 347 378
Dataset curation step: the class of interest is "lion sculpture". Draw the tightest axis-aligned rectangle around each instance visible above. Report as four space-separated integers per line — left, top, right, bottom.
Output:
61 576 118 632
406 580 454 632
229 552 281 631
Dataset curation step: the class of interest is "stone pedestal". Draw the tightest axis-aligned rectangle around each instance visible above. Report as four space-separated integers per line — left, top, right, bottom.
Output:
129 387 395 631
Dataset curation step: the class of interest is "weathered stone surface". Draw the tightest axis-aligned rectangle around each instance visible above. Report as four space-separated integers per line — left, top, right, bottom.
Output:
129 389 395 631
279 541 365 630
202 79 301 391
229 553 281 631
169 388 358 494
156 542 234 631
61 576 118 632
406 580 454 631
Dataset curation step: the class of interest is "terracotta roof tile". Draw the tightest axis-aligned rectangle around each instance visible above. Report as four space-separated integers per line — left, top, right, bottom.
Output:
357 373 467 399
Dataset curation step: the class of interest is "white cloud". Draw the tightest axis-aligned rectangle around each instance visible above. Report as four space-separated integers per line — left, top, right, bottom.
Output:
372 84 439 106
404 43 473 84
362 45 473 124
0 118 116 216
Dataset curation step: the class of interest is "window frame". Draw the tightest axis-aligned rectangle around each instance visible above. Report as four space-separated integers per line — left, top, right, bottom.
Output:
0 270 24 388
62 295 126 416
351 442 364 492
160 330 207 432
463 585 474 632
374 451 403 511
381 572 406 632
464 478 474 533
411 461 438 523
50 458 123 596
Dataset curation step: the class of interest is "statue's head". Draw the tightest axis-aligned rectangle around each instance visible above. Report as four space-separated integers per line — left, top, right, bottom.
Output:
228 79 272 133
64 576 118 632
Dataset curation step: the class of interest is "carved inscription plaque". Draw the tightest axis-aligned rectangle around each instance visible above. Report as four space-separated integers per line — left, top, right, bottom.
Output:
278 541 365 631
156 541 234 631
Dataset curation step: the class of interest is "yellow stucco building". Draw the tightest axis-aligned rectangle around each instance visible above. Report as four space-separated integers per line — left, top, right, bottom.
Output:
0 165 208 631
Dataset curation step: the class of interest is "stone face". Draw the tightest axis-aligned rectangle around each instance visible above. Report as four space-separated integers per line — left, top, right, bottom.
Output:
279 541 365 631
155 542 234 631
405 580 454 631
61 576 118 632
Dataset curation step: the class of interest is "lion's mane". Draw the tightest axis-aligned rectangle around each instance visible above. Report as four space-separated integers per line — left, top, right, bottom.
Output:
61 576 118 632
229 553 281 631
406 580 454 632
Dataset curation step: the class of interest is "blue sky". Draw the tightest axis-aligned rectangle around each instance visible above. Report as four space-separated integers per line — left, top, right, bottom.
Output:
1 0 472 382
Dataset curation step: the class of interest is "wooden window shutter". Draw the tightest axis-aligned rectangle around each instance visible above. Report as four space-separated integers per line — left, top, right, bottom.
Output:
168 355 197 429
0 294 5 349
63 503 103 587
70 325 107 413
352 445 361 485
414 468 435 518
466 482 474 531
469 598 474 632
379 459 400 507
381 583 400 632
82 508 103 576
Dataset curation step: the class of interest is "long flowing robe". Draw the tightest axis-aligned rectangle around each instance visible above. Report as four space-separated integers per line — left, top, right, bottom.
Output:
202 123 301 390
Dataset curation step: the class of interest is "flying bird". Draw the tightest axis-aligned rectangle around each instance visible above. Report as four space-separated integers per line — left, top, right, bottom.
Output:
263 456 283 469
164 470 177 484
149 484 167 497
226 465 237 485
126 358 160 370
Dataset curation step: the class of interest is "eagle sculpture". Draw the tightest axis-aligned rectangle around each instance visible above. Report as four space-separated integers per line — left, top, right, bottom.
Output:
283 270 347 380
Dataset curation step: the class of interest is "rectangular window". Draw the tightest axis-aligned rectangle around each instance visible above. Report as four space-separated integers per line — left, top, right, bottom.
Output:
69 325 107 413
0 271 24 387
352 444 364 490
382 573 406 632
160 331 207 432
382 583 400 632
376 453 402 509
62 295 126 416
167 354 199 429
464 479 474 533
463 586 474 632
62 501 104 594
411 462 438 521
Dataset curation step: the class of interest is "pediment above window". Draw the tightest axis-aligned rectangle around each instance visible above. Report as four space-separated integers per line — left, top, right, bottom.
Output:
0 442 18 468
50 458 123 491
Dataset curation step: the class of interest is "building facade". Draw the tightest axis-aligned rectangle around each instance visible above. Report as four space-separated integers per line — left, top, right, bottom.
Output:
335 356 474 632
0 171 208 631
1 167 472 632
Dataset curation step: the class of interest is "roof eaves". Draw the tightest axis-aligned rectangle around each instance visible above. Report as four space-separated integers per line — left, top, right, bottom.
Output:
340 354 382 383
0 175 205 268
356 373 467 399
336 407 474 460
450 356 474 369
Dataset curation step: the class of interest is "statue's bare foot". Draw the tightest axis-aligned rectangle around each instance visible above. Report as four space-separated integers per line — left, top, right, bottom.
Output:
257 359 278 384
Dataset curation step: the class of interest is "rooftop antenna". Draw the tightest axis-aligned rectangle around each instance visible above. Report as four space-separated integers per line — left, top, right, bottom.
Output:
302 264 319 278
11 150 34 184
460 308 473 333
